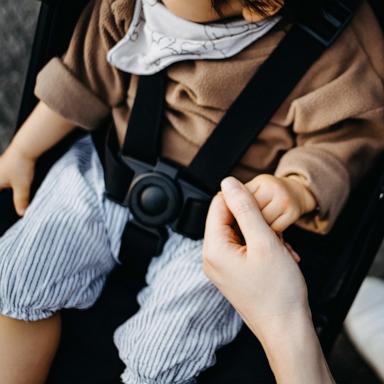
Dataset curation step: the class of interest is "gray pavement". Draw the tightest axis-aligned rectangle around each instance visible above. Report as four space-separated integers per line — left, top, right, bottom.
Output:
0 1 383 382
0 0 39 152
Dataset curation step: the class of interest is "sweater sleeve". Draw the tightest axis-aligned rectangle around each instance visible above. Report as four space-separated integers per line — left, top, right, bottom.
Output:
34 0 133 130
274 34 384 234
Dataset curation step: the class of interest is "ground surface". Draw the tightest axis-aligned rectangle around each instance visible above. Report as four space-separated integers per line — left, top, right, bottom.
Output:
0 1 383 382
0 0 39 152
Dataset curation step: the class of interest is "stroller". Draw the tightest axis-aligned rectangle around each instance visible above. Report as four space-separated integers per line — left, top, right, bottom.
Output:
1 0 384 382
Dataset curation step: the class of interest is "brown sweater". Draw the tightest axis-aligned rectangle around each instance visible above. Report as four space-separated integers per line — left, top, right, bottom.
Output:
34 0 384 234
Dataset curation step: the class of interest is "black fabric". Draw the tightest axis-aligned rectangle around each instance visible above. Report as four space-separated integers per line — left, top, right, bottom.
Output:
368 0 384 29
102 71 166 203
118 220 169 278
122 71 166 164
175 198 209 239
103 128 134 204
0 190 19 236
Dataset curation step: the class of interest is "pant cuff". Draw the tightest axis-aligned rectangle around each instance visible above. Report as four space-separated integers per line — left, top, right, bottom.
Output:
121 370 196 384
0 305 55 321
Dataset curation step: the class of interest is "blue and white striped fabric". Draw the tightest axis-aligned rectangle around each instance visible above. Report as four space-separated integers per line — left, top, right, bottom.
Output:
116 231 243 383
0 134 242 383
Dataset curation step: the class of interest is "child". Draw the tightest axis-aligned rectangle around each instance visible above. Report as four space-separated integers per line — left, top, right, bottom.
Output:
0 0 383 383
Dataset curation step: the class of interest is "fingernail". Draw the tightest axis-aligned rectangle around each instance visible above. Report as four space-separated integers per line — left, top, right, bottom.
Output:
221 177 242 193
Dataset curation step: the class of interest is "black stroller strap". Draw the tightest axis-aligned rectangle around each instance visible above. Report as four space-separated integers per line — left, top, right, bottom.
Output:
122 71 166 164
103 72 166 203
103 127 134 204
184 2 358 192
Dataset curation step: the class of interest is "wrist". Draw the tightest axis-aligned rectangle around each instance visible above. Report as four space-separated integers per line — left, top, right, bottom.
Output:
283 175 317 215
254 305 312 349
256 307 334 384
7 138 39 162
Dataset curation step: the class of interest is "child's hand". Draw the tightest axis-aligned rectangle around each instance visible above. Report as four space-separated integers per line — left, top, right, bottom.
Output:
245 174 317 233
0 145 36 216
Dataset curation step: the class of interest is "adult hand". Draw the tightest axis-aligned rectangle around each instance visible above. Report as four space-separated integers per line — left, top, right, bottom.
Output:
203 176 309 340
203 176 334 384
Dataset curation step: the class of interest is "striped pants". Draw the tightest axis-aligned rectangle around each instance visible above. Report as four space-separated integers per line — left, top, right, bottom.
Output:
0 135 242 384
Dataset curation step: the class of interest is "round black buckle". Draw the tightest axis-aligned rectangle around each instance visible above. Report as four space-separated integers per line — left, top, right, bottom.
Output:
128 172 182 227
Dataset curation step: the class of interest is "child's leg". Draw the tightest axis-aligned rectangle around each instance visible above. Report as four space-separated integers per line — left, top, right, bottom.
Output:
0 314 61 384
0 135 129 383
114 232 243 384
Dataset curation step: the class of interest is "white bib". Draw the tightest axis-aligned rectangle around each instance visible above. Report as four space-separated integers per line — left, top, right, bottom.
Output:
107 0 281 75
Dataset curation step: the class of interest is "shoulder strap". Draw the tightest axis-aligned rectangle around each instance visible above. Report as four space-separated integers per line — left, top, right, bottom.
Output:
121 71 166 164
183 0 359 193
103 72 166 203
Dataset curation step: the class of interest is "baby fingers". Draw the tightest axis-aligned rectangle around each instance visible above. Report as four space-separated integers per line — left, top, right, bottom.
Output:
270 210 300 233
12 181 31 216
261 201 284 225
261 197 300 228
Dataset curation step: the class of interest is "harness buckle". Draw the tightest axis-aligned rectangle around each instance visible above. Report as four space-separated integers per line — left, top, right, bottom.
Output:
121 156 211 240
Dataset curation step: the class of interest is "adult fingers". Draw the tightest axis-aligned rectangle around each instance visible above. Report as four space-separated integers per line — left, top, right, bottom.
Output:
203 193 243 281
0 176 10 190
204 193 238 250
284 241 301 263
220 177 273 247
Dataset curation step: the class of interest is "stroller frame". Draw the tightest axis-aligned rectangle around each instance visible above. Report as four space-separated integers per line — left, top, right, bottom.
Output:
0 0 383 382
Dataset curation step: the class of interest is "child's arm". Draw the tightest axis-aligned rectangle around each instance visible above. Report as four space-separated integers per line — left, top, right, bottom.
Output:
8 102 76 160
245 174 317 233
0 102 77 216
1 0 133 217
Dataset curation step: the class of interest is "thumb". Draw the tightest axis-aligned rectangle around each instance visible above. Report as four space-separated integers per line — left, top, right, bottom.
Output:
12 182 31 216
220 177 273 247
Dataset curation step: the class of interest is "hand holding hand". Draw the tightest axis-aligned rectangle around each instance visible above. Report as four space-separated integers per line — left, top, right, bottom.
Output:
203 177 309 340
246 174 317 232
203 176 334 384
0 145 36 216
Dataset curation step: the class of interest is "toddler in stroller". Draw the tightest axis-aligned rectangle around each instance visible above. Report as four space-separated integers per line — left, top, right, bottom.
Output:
0 0 383 383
